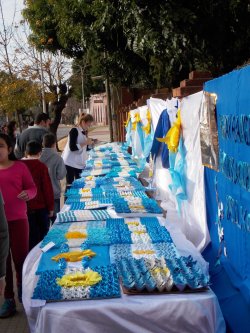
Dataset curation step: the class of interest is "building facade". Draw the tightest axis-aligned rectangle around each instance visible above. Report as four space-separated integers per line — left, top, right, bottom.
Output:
89 93 108 125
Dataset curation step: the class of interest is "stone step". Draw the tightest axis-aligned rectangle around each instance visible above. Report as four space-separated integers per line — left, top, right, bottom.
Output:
189 71 212 79
180 78 211 87
156 88 170 94
172 86 203 98
152 93 172 99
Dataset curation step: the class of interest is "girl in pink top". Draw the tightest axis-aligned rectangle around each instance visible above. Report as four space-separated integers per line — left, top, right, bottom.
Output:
0 133 37 318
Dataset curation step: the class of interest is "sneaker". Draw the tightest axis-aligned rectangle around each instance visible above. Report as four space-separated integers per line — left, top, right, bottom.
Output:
0 299 16 318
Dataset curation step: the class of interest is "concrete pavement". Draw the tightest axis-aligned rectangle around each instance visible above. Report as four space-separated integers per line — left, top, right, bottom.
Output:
58 125 110 151
57 124 111 142
57 124 72 140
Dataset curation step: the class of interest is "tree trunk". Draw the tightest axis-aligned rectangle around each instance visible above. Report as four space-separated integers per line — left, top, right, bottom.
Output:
16 110 23 133
49 93 69 151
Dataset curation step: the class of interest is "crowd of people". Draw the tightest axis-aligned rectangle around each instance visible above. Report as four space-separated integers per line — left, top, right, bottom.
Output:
0 112 95 318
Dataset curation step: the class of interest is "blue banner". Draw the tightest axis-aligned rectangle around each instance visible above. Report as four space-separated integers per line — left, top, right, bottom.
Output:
203 66 250 331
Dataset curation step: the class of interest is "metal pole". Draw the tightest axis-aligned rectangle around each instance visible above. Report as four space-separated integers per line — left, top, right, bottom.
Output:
39 51 47 113
103 51 114 142
110 84 118 141
105 75 114 142
80 66 84 112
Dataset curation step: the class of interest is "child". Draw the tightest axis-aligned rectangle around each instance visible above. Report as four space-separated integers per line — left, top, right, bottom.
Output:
22 140 54 250
40 133 66 222
0 133 36 318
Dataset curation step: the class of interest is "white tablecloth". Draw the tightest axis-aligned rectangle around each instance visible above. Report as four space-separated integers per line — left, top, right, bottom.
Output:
23 221 225 333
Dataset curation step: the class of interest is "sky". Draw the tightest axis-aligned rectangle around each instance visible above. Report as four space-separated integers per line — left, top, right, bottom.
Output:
1 0 24 26
0 0 26 70
0 0 72 82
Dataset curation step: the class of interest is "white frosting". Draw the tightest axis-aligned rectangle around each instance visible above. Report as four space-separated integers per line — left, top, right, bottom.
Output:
67 239 85 248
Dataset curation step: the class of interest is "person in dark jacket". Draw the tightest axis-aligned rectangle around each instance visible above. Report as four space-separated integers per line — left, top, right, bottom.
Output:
15 113 50 159
7 120 17 160
40 133 66 221
7 120 17 146
0 190 9 296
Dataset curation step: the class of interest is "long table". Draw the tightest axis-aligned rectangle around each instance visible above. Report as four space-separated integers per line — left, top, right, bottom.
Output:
23 221 225 333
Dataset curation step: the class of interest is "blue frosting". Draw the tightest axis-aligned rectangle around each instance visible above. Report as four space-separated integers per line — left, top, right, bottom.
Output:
33 269 64 300
57 209 111 223
33 264 120 301
80 168 111 177
111 197 162 214
40 222 109 249
106 219 132 244
40 224 69 248
69 202 111 210
36 245 110 274
65 188 103 197
89 264 120 299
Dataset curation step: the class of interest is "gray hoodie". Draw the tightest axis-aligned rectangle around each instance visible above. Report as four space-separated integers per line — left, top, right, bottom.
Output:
15 126 49 159
40 148 67 199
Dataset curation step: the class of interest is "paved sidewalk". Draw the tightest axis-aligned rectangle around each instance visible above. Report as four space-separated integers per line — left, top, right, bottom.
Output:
58 125 111 151
88 125 111 143
0 126 111 333
0 298 29 333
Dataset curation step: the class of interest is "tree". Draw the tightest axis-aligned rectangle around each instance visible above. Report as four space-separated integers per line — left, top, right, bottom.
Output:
13 21 72 136
0 0 15 76
0 1 41 128
23 0 250 88
0 0 72 136
70 52 106 104
0 71 40 119
23 0 153 86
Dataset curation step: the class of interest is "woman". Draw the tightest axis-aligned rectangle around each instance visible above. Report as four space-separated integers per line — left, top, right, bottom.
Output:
0 133 37 318
62 113 94 184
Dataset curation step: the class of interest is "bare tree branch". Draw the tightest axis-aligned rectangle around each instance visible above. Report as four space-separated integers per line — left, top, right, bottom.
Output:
0 0 15 75
0 4 72 134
